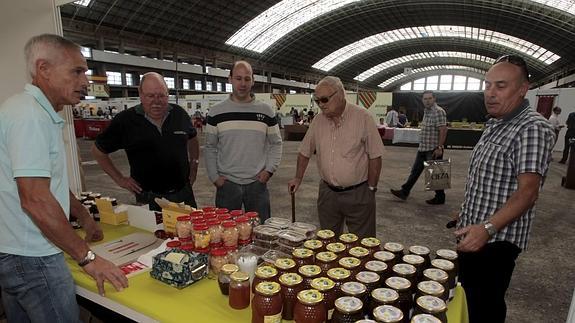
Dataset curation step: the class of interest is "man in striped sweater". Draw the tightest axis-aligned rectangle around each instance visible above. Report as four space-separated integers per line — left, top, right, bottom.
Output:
204 61 282 222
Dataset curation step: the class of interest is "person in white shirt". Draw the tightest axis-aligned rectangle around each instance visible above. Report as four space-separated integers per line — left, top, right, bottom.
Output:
385 106 399 127
549 106 564 145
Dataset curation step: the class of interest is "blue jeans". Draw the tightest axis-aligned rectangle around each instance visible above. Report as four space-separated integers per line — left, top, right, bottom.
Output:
0 252 79 323
215 180 271 223
401 150 445 199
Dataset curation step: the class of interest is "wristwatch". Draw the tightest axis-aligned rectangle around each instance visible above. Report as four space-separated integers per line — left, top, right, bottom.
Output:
436 145 444 150
368 186 378 192
191 159 200 164
78 250 96 267
483 221 497 237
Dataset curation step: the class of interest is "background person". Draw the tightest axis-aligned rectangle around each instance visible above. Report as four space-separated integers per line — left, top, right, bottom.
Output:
0 34 127 322
92 72 199 210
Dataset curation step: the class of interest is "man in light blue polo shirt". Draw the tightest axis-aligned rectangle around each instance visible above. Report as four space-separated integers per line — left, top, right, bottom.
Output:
0 34 128 322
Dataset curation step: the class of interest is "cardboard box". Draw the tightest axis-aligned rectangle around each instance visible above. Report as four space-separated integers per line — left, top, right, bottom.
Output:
95 198 128 225
156 198 194 234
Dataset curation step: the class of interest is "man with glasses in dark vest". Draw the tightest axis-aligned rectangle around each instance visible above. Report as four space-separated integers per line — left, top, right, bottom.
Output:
454 55 555 323
288 76 384 238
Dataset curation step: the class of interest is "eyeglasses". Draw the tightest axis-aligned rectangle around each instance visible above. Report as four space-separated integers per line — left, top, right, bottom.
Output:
143 93 168 100
494 55 530 82
313 91 338 105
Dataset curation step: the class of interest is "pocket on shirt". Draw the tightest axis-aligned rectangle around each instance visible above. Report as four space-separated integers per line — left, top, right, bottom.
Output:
476 142 512 179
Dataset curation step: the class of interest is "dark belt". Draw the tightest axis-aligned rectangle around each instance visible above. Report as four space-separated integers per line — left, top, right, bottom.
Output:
324 180 367 192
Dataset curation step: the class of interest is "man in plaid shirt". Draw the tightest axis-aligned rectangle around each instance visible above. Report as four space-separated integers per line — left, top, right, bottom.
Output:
455 55 555 323
390 91 448 204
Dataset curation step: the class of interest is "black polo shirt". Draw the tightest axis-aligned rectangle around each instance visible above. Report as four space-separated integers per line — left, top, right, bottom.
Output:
95 103 196 193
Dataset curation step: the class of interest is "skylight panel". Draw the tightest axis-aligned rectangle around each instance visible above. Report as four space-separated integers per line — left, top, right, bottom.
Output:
354 52 494 82
74 0 91 7
313 25 560 72
531 0 575 16
378 65 486 88
226 0 359 53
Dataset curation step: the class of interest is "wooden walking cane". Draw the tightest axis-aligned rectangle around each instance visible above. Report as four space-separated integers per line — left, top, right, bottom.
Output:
290 191 296 223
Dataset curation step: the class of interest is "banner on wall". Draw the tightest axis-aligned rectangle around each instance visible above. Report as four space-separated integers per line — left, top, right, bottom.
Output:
368 92 392 122
87 83 110 97
358 91 376 109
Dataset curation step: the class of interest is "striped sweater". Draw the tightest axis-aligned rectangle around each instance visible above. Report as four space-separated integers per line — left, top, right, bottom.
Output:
204 97 282 184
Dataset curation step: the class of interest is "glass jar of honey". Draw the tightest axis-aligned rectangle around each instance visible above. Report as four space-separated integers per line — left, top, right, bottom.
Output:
252 265 278 293
316 251 338 274
326 242 347 260
293 248 315 267
383 242 404 259
317 229 336 245
372 305 404 323
274 257 297 276
229 271 250 309
339 233 359 250
298 265 322 290
294 289 326 323
310 277 337 320
331 296 364 323
252 281 282 323
279 272 303 321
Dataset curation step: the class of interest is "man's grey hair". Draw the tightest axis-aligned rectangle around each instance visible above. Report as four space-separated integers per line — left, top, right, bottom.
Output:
317 76 345 93
24 34 81 80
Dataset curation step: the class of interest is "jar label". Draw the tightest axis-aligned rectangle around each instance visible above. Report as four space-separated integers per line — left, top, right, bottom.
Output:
339 233 358 242
356 271 380 284
372 288 399 302
328 308 335 320
384 242 404 252
403 254 424 265
432 259 454 271
361 237 381 247
393 263 416 275
374 305 403 321
263 312 282 323
365 260 387 272
373 251 395 262
349 247 369 258
409 245 430 255
335 296 362 312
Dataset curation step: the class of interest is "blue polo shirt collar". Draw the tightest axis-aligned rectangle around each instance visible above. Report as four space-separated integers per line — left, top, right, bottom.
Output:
24 84 65 126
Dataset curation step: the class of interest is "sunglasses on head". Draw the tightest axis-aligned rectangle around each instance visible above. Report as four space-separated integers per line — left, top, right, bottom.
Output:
494 55 530 82
313 90 338 105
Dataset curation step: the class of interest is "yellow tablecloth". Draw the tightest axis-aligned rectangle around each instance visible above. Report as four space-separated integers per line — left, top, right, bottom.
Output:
68 224 468 323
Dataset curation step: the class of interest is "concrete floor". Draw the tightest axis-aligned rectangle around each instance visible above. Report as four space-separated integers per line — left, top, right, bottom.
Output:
78 132 575 323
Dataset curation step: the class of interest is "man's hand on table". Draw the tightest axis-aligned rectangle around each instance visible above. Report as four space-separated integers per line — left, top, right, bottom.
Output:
116 176 142 194
82 217 104 242
83 257 129 296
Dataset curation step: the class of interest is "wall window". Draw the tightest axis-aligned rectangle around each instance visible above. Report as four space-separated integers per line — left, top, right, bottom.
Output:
426 76 439 90
195 80 203 91
467 77 481 90
400 82 412 91
453 75 467 90
225 83 233 93
164 77 175 89
183 79 190 90
106 71 122 85
217 82 223 92
125 74 133 86
439 75 453 90
413 77 425 91
206 81 213 91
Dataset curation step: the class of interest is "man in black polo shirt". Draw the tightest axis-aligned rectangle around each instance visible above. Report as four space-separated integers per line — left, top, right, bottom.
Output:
92 72 199 210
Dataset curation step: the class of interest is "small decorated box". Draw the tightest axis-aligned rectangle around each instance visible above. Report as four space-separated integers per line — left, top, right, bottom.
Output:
150 249 208 289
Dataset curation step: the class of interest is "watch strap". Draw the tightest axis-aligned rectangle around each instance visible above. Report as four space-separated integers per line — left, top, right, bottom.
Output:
78 250 96 267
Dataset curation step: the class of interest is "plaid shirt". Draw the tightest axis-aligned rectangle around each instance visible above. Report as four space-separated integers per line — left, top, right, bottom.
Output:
457 100 555 250
419 104 447 151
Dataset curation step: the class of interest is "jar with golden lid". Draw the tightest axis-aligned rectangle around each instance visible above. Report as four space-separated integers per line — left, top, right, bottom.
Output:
274 257 297 276
348 246 370 267
294 289 326 323
373 250 396 267
340 281 368 315
435 249 458 281
339 233 359 250
311 277 337 320
422 269 449 301
304 239 324 253
326 242 347 260
316 251 338 273
392 263 417 289
356 271 381 295
176 215 192 239
365 260 390 284
218 263 239 295
370 288 400 315
252 281 282 323
402 254 425 281
293 248 315 267
430 259 456 298
331 296 364 323
298 265 322 290
384 277 412 319
327 267 351 297
317 229 336 245
413 295 447 323
411 313 442 323
339 257 362 278
408 245 431 268
416 281 446 302
383 242 404 258
252 265 278 293
361 237 381 256
229 271 251 310
373 305 404 323
279 273 303 321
